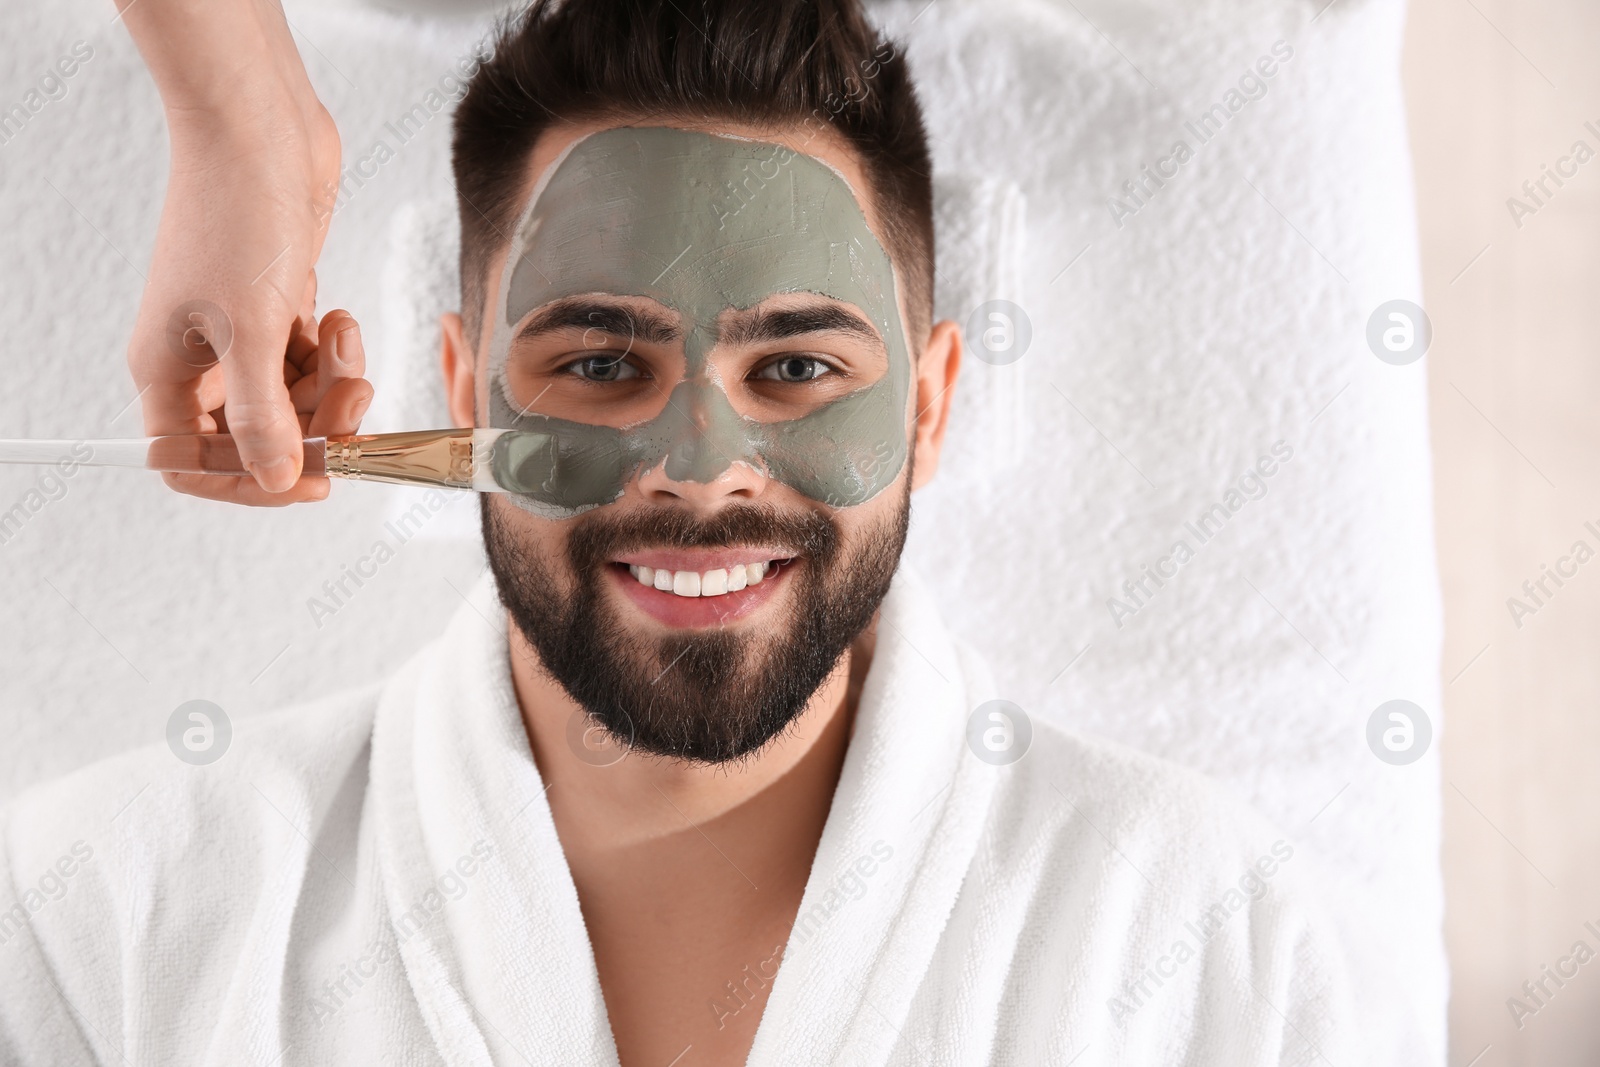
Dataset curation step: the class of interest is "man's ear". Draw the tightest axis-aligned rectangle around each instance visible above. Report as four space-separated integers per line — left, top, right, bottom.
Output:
440 312 476 427
910 319 961 490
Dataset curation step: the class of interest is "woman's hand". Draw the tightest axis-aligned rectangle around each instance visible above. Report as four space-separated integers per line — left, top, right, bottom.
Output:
119 0 362 503
160 308 375 506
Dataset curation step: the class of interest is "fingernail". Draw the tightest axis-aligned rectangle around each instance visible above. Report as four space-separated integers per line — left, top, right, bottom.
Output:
332 327 358 373
248 455 296 493
352 395 373 423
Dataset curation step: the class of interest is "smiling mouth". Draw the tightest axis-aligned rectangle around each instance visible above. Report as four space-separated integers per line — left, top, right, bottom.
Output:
619 556 795 599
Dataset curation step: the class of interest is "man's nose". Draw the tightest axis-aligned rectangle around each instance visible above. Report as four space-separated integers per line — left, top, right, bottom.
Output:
635 452 767 506
634 379 768 506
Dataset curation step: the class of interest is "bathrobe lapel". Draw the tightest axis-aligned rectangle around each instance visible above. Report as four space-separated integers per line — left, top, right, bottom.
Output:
744 568 998 1064
370 575 620 1066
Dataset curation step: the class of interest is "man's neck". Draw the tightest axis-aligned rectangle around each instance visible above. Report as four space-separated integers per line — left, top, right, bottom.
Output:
505 622 877 1065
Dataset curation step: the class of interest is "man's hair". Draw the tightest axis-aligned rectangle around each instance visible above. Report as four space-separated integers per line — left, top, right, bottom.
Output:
452 0 935 351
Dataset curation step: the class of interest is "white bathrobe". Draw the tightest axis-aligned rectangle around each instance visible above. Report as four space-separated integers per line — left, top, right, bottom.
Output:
0 569 1364 1065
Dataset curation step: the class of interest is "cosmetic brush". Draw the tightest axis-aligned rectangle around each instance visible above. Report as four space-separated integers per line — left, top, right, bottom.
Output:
0 428 557 492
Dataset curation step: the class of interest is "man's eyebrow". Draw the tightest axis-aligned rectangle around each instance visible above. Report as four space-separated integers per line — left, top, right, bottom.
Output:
514 298 681 346
717 304 884 350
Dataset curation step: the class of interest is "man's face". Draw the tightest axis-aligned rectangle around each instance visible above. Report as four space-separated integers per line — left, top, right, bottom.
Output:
463 121 926 764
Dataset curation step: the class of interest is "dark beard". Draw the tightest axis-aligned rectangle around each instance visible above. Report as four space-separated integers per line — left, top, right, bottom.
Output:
480 485 909 764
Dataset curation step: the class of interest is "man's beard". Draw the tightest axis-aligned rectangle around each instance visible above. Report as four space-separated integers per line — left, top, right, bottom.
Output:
481 482 910 764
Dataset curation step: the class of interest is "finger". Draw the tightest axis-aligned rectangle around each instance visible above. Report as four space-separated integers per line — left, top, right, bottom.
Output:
287 310 358 413
307 376 374 438
298 363 371 501
219 314 307 492
284 308 321 381
193 365 227 420
138 380 216 437
315 310 364 406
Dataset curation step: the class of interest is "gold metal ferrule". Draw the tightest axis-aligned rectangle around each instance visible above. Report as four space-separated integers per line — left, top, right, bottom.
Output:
323 429 477 489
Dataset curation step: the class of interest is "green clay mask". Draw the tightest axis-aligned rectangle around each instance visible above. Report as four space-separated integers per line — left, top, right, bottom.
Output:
483 126 912 516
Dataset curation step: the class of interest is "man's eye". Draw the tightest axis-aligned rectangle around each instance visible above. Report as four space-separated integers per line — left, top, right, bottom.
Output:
568 355 639 382
756 356 833 383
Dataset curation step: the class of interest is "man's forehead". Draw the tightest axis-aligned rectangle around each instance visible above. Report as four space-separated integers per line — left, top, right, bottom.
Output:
514 123 877 237
499 125 897 335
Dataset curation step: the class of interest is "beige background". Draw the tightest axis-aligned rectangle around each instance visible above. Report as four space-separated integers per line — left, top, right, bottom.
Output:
1404 0 1600 1062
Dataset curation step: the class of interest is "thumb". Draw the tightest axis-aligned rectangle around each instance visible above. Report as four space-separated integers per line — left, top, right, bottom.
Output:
220 315 305 492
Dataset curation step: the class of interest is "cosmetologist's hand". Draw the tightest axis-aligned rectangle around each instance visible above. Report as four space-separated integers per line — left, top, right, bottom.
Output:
118 0 365 505
169 308 375 505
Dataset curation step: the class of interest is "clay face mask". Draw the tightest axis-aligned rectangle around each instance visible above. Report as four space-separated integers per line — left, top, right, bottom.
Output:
482 125 912 516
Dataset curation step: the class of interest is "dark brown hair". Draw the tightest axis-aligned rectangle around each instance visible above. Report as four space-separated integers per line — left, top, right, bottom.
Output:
451 0 935 350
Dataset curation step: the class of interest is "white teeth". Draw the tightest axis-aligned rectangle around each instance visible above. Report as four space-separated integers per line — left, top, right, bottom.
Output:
630 560 779 598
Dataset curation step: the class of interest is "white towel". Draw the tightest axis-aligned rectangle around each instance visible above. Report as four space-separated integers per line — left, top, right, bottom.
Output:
0 565 1371 1065
0 1 1445 1057
873 0 1448 1058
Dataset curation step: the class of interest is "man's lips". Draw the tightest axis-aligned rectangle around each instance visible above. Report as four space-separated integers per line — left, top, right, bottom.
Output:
608 552 795 628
